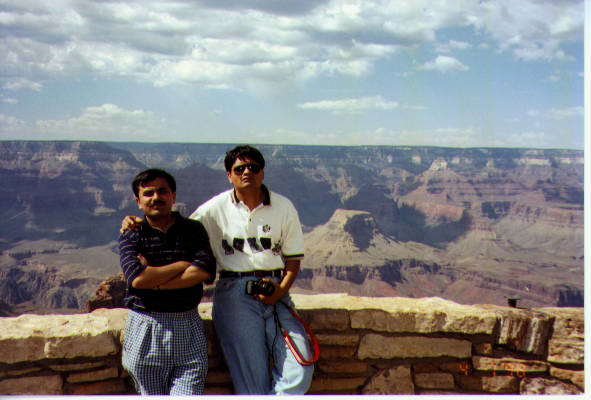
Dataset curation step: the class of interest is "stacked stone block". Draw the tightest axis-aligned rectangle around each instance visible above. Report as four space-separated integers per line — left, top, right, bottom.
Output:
0 294 584 395
0 309 132 395
296 295 584 395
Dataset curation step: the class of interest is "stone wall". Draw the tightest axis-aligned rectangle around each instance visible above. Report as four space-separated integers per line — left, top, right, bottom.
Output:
0 294 584 395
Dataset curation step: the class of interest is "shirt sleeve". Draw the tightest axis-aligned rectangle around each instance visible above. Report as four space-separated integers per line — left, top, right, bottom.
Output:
190 200 223 259
189 220 217 284
190 203 213 234
119 230 145 287
280 197 305 260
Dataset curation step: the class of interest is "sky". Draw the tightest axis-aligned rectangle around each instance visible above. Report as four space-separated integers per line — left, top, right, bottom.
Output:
0 0 585 149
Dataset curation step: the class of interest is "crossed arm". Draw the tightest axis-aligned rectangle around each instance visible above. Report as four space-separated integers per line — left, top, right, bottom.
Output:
120 217 213 290
157 264 212 289
131 258 211 290
127 252 212 290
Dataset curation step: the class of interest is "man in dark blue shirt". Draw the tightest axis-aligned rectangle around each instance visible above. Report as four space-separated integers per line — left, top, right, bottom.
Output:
119 168 215 395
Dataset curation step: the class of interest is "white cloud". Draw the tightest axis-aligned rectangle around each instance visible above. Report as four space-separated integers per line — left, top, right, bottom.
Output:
3 78 43 92
298 96 398 114
241 124 498 147
0 104 168 141
248 127 345 146
436 40 471 53
418 55 469 73
475 0 583 61
367 126 483 147
0 113 28 134
546 106 583 120
506 131 547 147
431 127 480 146
364 125 572 149
526 106 583 121
402 104 426 111
1 96 18 104
0 0 581 92
37 104 167 140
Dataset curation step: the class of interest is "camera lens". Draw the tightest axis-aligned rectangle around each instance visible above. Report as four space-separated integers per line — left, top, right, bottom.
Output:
245 279 275 296
259 280 275 296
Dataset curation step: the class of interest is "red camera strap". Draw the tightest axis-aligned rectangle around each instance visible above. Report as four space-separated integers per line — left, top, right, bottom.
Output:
275 302 320 367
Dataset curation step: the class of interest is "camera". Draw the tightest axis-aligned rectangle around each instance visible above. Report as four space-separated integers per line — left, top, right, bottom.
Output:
245 278 275 296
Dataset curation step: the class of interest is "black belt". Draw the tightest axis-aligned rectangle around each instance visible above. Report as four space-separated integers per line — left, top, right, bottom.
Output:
220 269 283 279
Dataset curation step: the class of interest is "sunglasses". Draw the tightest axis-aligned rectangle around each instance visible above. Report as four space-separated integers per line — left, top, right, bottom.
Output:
232 163 262 175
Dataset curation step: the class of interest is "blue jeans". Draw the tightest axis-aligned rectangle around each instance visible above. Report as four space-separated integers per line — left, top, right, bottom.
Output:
212 276 314 394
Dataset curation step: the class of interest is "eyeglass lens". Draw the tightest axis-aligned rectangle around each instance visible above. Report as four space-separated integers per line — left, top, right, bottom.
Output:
233 163 261 174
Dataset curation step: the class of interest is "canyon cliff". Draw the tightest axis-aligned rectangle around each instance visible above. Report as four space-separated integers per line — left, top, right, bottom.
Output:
0 141 583 313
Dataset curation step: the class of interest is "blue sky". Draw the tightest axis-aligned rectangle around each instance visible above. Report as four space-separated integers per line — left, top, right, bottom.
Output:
0 0 584 149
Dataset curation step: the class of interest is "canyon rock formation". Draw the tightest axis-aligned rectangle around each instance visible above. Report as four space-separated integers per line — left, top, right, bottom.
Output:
0 141 583 313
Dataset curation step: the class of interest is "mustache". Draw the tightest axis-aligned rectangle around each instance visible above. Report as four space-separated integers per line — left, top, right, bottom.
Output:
150 200 166 206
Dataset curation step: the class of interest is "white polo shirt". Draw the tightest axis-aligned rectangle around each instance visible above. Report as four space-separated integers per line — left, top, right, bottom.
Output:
189 185 305 272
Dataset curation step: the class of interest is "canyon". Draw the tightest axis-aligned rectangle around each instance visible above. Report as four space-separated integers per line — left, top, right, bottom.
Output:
0 141 584 314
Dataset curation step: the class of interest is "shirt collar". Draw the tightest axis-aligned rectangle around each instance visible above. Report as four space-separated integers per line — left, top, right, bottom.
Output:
231 184 271 206
141 211 181 233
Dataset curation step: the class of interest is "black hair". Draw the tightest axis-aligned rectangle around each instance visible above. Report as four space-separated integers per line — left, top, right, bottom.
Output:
132 168 176 197
224 145 266 172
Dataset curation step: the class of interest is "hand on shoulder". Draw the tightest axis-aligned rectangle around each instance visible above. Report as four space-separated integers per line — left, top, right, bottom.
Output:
120 215 144 234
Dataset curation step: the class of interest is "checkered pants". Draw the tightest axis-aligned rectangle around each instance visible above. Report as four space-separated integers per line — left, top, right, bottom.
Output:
122 309 208 395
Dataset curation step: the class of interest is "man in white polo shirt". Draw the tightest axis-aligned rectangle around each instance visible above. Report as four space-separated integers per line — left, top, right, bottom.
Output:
190 145 313 394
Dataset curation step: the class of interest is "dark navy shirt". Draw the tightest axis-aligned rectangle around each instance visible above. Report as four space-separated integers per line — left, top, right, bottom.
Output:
119 212 216 312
